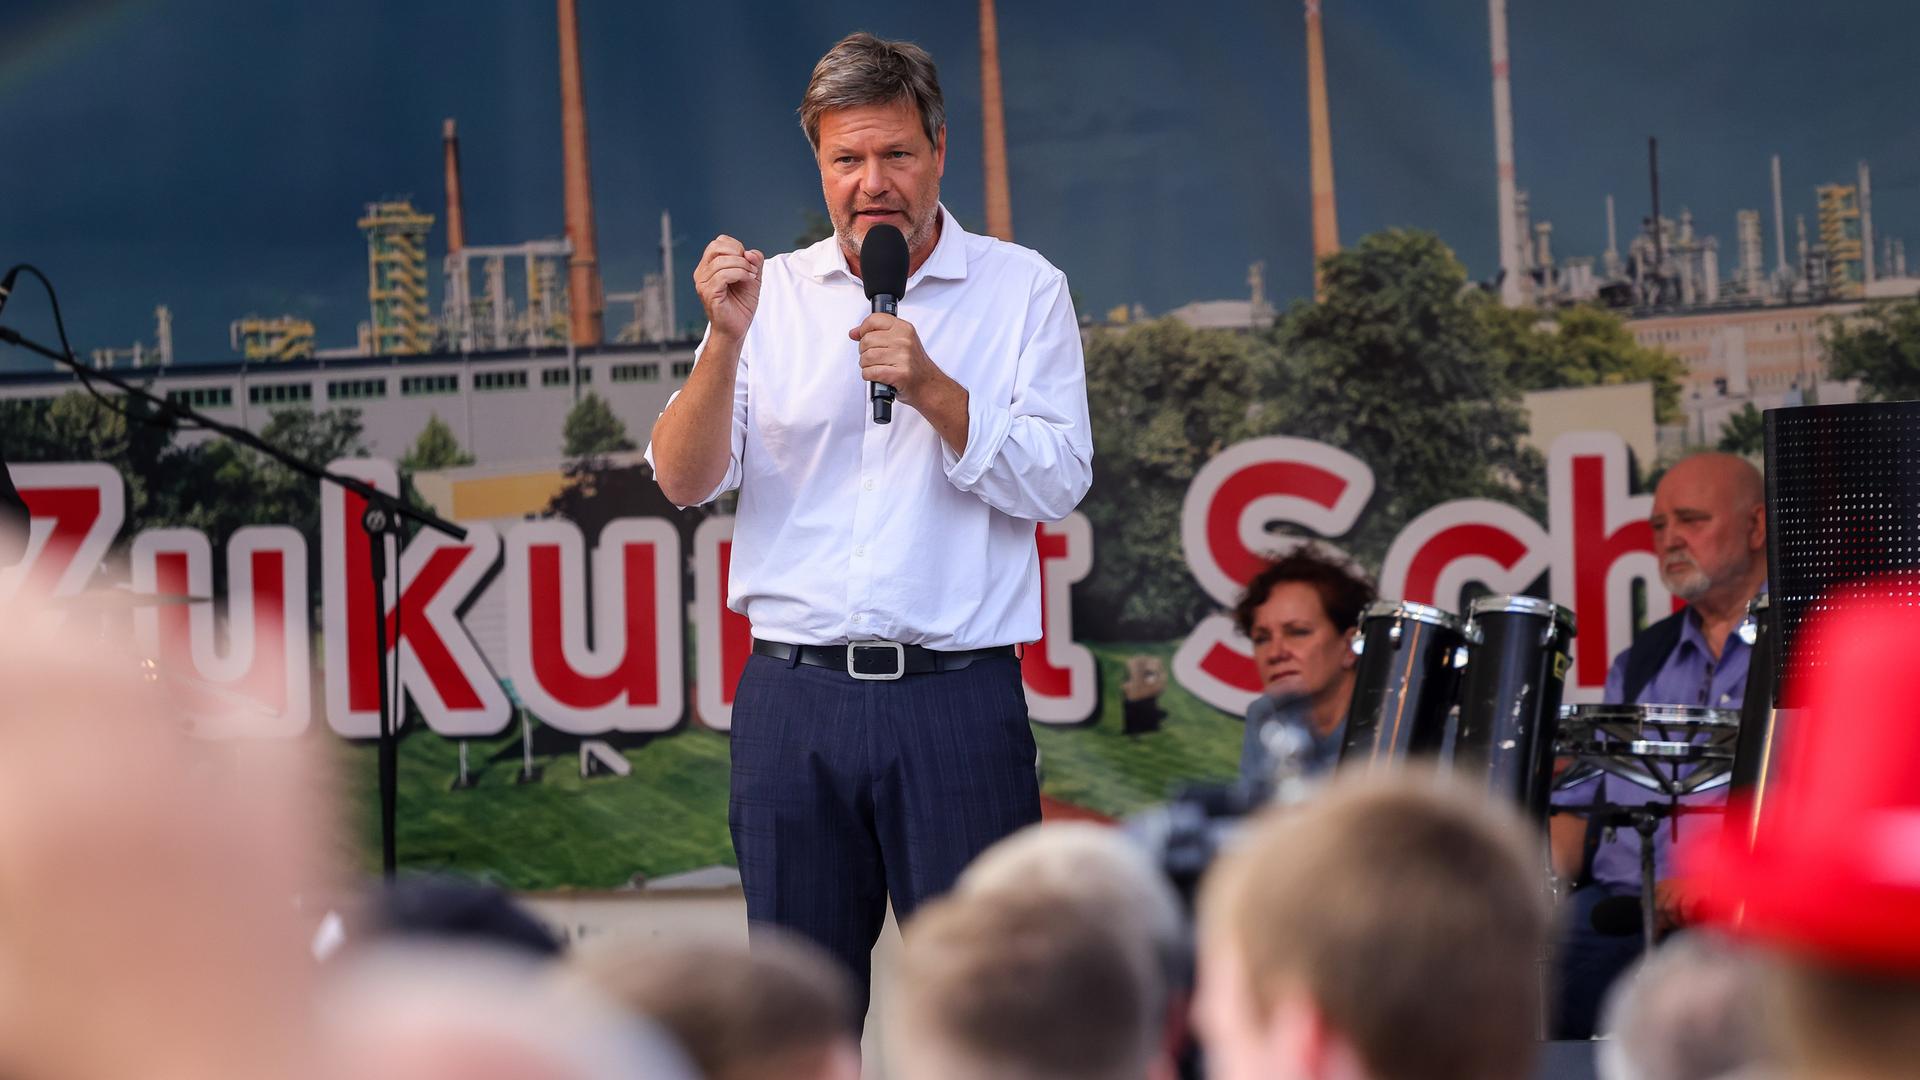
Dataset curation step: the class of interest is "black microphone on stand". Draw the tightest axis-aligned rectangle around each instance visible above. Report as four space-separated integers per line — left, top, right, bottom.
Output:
860 224 909 425
1590 894 1644 936
0 265 21 322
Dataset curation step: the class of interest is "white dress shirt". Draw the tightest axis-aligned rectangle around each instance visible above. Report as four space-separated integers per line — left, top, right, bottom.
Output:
645 205 1093 650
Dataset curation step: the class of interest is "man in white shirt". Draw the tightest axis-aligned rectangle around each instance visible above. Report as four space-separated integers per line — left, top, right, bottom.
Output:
646 32 1093 1022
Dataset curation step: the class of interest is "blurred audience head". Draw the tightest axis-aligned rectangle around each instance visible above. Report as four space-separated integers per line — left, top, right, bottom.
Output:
1194 771 1550 1080
1758 960 1920 1080
320 943 693 1080
355 874 563 960
573 930 859 1080
892 888 1162 1080
0 598 340 1080
959 821 1188 1076
1597 933 1768 1080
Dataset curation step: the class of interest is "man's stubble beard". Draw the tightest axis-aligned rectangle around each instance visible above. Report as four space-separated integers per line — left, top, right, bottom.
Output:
836 200 940 264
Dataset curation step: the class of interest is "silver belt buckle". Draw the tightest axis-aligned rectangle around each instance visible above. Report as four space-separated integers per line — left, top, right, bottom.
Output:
848 640 906 681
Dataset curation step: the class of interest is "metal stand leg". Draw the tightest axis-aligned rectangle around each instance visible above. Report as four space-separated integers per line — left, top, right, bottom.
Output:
1635 812 1659 956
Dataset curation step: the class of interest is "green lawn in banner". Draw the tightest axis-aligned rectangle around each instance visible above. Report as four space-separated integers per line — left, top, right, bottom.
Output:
346 641 1244 890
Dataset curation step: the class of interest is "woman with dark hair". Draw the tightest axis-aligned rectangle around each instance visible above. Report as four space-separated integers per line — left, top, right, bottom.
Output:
1233 545 1376 783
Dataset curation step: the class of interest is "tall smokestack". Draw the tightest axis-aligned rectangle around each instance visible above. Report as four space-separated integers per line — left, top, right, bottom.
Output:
443 118 471 352
1489 0 1522 306
1771 153 1787 279
1859 160 1875 287
979 0 1014 241
1305 0 1339 295
557 0 603 346
660 209 676 340
442 118 466 254
1649 136 1664 270
1604 194 1619 276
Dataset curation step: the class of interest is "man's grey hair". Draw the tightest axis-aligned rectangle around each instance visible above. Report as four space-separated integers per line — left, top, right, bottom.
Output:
1597 933 1769 1080
799 32 946 151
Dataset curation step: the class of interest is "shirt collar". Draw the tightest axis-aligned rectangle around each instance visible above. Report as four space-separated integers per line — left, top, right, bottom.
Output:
1677 581 1769 656
791 203 970 286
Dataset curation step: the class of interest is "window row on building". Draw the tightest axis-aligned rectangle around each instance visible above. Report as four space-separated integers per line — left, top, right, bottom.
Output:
474 369 529 392
249 383 313 406
611 363 661 383
166 386 234 409
400 374 459 397
541 366 593 387
130 362 680 413
329 378 387 400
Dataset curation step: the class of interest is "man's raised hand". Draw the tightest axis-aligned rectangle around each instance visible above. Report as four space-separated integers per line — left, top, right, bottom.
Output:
695 235 764 342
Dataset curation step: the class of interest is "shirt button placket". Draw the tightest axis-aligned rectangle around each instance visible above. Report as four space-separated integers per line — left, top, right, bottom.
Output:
848 417 887 635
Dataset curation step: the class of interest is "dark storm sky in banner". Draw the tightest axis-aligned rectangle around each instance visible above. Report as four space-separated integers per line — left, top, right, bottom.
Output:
3 0 1917 366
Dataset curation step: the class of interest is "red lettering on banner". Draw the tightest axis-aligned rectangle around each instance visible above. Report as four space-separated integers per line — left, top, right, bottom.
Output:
693 516 750 731
1173 438 1374 715
1024 513 1096 725
1548 434 1676 702
505 518 682 734
530 545 656 706
1380 500 1551 610
130 526 311 737
0 464 124 607
321 460 508 738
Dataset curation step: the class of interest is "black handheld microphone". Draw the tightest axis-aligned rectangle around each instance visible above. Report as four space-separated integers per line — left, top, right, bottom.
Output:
1590 894 1644 936
860 224 909 425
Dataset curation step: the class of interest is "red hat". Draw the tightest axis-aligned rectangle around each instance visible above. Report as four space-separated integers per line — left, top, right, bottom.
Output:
1684 587 1920 972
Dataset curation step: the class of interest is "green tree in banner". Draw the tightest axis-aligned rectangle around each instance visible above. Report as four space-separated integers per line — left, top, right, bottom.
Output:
3 390 179 538
1265 229 1544 566
401 414 475 471
151 407 371 542
1824 298 1920 400
562 392 638 460
1077 318 1269 640
1482 302 1687 423
1716 403 1766 458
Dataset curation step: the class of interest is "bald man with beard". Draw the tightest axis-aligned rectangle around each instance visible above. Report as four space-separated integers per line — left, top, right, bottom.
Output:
1548 452 1769 1038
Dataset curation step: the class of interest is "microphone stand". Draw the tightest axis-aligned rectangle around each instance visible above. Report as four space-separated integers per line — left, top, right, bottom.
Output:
0 321 463 880
1588 800 1726 955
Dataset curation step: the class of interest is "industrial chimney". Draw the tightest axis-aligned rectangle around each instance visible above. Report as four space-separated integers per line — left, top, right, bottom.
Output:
443 118 471 352
1771 153 1787 282
1489 0 1523 306
979 0 1014 241
557 0 604 346
1859 160 1875 287
1305 0 1339 294
443 118 466 255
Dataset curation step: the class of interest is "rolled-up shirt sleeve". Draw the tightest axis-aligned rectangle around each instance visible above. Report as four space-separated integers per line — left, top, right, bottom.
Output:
643 326 749 509
940 270 1093 522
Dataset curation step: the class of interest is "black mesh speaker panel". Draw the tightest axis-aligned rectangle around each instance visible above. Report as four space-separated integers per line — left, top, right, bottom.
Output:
1764 400 1920 704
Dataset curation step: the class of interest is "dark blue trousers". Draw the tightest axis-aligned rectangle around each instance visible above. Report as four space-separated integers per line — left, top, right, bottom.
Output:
1552 884 1645 1039
728 651 1041 1022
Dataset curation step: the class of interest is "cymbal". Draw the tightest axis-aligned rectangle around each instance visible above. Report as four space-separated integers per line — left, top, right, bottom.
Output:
50 589 213 610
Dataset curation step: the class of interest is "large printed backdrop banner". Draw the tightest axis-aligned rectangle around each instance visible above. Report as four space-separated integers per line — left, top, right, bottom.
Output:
5 1 1914 887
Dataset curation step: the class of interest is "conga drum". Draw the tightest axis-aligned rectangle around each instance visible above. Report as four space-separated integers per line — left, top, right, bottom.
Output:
1454 594 1577 821
1339 600 1466 771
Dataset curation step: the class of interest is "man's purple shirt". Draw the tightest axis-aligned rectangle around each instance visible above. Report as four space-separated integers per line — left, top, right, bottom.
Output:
1552 608 1750 893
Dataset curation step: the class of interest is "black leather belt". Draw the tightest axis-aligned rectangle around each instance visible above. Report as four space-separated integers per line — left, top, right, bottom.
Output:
752 637 1016 681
